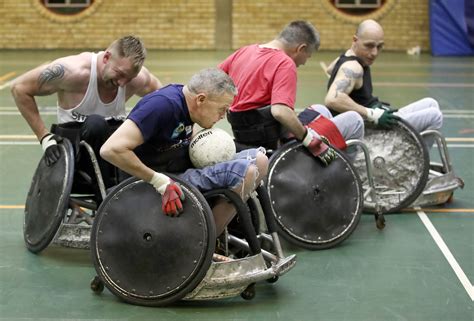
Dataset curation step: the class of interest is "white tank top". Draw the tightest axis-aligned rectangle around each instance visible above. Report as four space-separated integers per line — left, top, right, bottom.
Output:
57 52 127 123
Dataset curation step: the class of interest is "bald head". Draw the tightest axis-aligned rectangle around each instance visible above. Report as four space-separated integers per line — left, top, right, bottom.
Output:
351 20 385 66
356 19 384 39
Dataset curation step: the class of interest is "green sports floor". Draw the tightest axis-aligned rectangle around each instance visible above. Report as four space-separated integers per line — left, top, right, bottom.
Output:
0 49 473 321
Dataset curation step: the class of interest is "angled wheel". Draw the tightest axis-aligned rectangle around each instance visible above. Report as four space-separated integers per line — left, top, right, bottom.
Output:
24 139 75 253
266 140 363 250
90 174 216 306
353 119 430 213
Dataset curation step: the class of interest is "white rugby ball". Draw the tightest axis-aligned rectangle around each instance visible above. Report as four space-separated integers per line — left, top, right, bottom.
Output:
189 128 236 168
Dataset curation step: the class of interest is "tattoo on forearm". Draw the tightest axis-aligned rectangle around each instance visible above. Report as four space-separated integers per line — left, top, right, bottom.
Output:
342 67 362 79
334 79 350 98
38 64 65 88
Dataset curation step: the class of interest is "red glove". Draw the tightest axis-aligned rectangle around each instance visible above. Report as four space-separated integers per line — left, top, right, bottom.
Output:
301 128 336 166
149 173 185 216
161 181 185 216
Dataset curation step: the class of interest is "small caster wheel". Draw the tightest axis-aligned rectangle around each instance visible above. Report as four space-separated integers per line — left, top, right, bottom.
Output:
266 276 279 283
241 283 256 300
90 275 104 293
375 214 385 230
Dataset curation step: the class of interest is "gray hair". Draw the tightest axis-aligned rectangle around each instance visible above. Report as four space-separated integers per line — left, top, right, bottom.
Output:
187 68 237 99
108 35 146 71
277 20 320 52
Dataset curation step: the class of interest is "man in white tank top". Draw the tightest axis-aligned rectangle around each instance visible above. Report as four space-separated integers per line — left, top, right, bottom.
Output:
11 35 161 189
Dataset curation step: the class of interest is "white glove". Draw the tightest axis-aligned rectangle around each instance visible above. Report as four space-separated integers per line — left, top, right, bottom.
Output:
149 172 171 194
365 108 385 125
41 133 58 151
301 127 321 147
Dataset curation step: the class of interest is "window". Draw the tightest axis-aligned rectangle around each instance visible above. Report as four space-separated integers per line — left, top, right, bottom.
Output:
333 0 384 16
43 0 93 15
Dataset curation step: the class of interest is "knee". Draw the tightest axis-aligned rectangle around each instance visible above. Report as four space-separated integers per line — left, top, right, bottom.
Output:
432 107 443 130
424 98 443 130
81 115 109 139
309 104 332 118
241 152 268 198
347 111 365 140
424 97 440 109
255 151 268 183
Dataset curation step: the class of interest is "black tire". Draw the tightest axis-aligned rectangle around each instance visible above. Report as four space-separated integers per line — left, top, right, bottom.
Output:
266 140 363 250
90 174 216 307
24 139 75 253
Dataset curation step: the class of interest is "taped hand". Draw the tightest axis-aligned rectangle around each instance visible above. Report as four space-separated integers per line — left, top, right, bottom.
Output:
149 172 185 216
40 133 63 166
366 108 401 129
301 128 336 166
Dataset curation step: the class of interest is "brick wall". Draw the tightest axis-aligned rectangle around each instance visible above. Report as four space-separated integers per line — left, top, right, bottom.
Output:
233 0 430 51
0 0 429 51
0 0 215 49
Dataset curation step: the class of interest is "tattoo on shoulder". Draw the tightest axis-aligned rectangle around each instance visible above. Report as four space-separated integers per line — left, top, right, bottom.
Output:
38 64 65 88
341 67 362 79
334 79 350 98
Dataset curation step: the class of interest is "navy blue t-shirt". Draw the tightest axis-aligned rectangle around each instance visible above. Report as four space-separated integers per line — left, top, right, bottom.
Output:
128 84 194 151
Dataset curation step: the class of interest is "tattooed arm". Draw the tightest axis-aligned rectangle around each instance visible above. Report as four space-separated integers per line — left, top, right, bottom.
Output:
11 59 72 141
324 60 369 117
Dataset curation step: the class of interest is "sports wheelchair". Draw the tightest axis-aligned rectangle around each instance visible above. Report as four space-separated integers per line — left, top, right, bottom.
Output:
232 135 378 251
23 138 296 306
352 119 464 214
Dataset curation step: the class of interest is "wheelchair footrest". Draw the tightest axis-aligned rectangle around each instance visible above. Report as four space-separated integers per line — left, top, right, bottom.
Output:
52 223 91 249
183 254 277 300
271 254 297 277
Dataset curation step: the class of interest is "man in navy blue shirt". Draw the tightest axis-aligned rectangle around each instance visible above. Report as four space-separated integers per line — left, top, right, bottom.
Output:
101 68 268 235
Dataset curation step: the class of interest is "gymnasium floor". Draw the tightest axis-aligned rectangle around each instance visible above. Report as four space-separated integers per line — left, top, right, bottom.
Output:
0 49 473 321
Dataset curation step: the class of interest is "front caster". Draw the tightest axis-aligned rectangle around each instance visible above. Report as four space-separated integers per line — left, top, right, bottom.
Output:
241 283 256 300
90 275 104 294
375 214 385 230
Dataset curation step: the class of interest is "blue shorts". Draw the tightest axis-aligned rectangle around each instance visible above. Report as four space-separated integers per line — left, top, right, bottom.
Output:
179 148 261 192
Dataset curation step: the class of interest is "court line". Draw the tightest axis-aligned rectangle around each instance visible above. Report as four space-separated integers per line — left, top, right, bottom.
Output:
404 208 474 213
374 82 474 88
446 138 474 142
0 72 17 83
320 60 474 68
417 209 474 301
0 61 49 90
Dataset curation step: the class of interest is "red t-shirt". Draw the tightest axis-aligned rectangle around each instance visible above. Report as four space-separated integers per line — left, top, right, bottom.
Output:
219 44 297 112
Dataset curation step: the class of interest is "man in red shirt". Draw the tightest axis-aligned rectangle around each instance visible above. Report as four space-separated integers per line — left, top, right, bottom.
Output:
220 20 364 164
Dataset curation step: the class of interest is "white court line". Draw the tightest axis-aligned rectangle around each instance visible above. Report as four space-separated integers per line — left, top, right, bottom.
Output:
444 115 474 119
417 209 474 301
0 142 37 145
445 144 474 148
0 80 16 91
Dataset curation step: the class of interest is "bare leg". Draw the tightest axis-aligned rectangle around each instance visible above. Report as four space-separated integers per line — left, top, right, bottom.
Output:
212 151 268 235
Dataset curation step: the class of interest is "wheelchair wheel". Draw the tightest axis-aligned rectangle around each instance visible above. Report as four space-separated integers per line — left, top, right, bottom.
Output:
90 174 216 307
24 139 75 253
353 119 430 213
266 140 363 250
